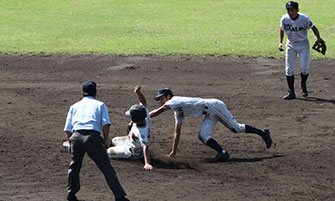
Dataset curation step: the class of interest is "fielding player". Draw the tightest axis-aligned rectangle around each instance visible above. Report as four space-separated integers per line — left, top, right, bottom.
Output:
279 1 324 99
150 88 272 162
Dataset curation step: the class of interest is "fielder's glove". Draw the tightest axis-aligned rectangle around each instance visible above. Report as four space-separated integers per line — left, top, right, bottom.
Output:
312 40 326 55
127 122 133 133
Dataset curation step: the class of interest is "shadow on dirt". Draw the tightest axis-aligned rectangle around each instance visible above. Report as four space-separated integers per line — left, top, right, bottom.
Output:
203 154 283 164
150 158 196 170
296 97 335 104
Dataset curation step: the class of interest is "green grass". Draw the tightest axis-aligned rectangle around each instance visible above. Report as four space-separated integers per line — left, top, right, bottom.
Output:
0 0 334 58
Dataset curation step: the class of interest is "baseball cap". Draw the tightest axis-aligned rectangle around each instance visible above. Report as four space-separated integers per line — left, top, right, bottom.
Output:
125 104 147 122
154 88 173 101
286 1 298 9
83 81 97 96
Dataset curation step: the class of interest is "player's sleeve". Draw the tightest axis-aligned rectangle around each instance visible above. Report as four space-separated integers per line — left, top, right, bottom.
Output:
280 15 285 30
164 98 179 110
174 111 185 125
306 16 314 29
101 104 111 126
139 129 149 147
144 108 152 137
64 106 74 132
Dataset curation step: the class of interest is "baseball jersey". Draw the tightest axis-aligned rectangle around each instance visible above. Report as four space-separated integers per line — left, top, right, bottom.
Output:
128 108 152 147
280 13 314 43
164 96 207 125
64 96 111 133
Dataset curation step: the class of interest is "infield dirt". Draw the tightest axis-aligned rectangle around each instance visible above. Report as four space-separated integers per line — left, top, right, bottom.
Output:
0 54 334 201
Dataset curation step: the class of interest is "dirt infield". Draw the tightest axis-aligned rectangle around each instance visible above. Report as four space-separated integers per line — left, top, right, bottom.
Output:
0 54 334 201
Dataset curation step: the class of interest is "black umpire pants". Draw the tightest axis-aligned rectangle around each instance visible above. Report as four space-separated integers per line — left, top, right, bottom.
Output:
67 130 126 199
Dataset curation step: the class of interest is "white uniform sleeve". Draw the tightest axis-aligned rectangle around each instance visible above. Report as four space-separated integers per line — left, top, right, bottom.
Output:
165 98 179 110
139 131 149 146
306 16 314 29
280 15 285 30
174 111 185 125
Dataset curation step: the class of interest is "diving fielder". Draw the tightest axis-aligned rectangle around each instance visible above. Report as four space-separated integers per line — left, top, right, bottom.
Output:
279 1 324 100
150 88 272 162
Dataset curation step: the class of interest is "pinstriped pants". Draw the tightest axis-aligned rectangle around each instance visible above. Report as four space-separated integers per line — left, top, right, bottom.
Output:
198 99 245 143
285 40 310 76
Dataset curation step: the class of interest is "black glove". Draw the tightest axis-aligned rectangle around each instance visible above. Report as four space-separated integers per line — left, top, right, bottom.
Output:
312 40 326 55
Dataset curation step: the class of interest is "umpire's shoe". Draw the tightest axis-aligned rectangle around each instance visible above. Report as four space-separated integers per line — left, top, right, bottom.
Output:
212 151 230 162
66 195 79 201
261 129 272 149
116 196 130 201
283 90 296 100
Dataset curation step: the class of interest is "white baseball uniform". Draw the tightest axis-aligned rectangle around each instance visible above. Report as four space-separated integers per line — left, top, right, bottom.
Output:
107 108 151 159
164 96 245 144
280 13 314 76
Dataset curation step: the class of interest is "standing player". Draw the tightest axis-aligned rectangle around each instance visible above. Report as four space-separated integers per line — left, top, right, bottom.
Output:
279 1 324 99
107 85 153 170
149 88 272 162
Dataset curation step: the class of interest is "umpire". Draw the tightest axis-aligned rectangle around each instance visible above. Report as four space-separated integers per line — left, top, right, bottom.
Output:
64 81 130 201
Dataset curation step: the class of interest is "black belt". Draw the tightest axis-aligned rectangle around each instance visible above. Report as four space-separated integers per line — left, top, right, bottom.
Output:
75 130 100 135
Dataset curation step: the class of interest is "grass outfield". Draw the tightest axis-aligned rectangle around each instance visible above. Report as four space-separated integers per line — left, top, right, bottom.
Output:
0 0 334 58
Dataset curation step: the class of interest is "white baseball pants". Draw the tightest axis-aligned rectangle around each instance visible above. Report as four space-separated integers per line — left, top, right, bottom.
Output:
198 99 245 143
107 136 133 159
285 40 310 76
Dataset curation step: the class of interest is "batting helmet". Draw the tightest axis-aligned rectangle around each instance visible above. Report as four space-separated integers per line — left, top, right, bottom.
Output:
286 1 299 9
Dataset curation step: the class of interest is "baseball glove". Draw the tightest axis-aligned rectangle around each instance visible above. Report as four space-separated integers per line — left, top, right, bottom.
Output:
312 40 326 55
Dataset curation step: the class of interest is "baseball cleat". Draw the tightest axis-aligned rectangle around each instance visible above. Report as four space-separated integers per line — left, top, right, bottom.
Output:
262 129 272 149
283 91 296 100
212 151 230 162
301 90 308 97
301 85 308 97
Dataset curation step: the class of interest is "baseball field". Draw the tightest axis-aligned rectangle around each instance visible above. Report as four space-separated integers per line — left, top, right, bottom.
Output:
1 0 335 201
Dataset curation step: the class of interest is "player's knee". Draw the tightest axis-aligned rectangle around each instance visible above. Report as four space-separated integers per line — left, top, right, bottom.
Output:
231 124 245 133
198 134 210 144
286 71 294 76
107 147 116 155
301 71 309 75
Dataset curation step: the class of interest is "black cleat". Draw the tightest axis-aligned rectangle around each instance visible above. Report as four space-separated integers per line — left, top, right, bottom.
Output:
261 129 272 149
212 152 230 162
301 85 308 97
283 91 296 100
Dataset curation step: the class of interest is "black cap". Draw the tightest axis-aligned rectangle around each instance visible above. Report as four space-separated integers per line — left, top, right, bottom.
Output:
286 1 298 9
83 81 97 96
125 104 147 122
154 88 173 101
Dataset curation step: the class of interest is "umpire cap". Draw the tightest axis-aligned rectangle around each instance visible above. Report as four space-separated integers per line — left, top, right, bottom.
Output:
125 104 147 122
154 88 173 100
83 81 97 96
286 1 299 9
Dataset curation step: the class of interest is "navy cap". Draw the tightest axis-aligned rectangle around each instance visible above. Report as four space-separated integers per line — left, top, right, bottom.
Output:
154 88 173 101
83 81 97 96
125 104 147 122
286 1 298 9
